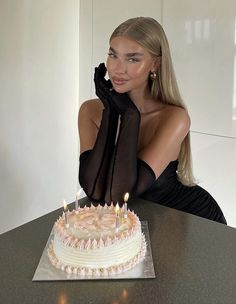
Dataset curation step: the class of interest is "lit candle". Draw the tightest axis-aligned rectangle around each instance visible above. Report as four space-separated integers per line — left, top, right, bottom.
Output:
123 192 129 218
115 203 120 231
75 188 82 212
63 200 69 228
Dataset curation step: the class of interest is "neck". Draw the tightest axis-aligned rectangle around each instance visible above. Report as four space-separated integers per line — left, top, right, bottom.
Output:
128 86 153 114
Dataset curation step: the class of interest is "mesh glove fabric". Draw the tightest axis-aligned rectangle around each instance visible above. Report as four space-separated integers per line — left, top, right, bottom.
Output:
79 63 118 200
104 89 156 202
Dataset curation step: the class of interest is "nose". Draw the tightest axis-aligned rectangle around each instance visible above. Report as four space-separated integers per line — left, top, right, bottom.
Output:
114 59 127 74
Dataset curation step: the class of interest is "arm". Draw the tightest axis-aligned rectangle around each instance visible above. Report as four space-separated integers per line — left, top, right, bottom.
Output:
78 64 119 200
104 91 190 202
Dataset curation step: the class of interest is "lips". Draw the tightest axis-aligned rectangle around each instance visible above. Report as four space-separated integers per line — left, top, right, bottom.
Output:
112 77 128 85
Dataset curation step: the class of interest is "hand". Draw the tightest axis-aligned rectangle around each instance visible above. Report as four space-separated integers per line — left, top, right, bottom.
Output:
107 89 140 116
94 63 112 108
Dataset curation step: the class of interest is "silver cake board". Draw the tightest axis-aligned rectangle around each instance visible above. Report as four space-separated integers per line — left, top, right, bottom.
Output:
32 221 155 281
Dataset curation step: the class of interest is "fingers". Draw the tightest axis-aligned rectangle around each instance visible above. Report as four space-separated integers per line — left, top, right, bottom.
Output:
94 63 107 83
94 63 114 94
106 79 113 90
94 63 115 108
98 63 106 77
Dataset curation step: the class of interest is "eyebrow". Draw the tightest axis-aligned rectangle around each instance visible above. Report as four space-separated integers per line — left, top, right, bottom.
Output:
109 47 144 57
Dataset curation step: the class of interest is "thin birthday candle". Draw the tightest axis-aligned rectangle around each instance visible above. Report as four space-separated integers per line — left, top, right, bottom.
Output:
115 203 120 231
63 200 69 228
75 188 82 212
123 192 129 218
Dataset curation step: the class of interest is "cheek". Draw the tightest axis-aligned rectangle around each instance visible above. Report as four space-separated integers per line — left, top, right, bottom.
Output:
129 63 151 79
106 58 115 74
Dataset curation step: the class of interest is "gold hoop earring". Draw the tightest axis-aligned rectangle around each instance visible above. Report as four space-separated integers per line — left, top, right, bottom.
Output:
150 71 157 80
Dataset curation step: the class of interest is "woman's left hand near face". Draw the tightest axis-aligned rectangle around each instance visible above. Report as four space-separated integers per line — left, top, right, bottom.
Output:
94 63 112 108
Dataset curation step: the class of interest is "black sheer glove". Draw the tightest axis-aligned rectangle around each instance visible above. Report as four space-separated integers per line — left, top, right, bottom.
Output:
109 89 139 115
94 63 113 108
79 64 118 200
104 90 156 202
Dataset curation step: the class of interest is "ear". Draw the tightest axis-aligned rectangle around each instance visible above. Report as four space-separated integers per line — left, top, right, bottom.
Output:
151 55 161 72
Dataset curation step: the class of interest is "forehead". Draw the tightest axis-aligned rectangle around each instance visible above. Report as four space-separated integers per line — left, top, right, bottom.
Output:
109 36 148 55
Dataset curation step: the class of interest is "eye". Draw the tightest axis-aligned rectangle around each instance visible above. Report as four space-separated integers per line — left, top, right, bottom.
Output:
128 58 139 63
107 52 117 58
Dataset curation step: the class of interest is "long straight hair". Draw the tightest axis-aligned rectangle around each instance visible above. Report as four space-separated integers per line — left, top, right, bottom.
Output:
110 17 196 185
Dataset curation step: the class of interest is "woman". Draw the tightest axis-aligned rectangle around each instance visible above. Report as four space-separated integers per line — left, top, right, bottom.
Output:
78 17 226 224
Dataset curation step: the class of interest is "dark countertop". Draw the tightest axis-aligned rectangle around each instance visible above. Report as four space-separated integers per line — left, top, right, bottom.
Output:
1 197 236 304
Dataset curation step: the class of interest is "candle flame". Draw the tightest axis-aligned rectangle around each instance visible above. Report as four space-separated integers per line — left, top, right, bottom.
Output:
115 203 120 215
76 188 82 198
63 200 67 211
124 192 129 202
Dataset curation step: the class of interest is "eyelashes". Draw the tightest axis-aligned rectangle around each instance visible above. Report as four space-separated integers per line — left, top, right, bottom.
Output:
107 52 116 58
107 53 140 63
128 58 139 63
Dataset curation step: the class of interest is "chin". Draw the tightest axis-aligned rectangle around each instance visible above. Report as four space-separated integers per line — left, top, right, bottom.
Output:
113 86 130 94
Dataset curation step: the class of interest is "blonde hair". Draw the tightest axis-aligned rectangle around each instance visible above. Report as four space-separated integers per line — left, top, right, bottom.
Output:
110 17 196 185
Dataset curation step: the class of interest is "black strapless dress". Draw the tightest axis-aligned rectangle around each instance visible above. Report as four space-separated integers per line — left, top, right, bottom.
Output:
140 161 227 224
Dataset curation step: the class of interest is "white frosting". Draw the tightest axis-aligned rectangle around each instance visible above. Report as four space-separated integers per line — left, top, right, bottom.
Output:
48 203 146 276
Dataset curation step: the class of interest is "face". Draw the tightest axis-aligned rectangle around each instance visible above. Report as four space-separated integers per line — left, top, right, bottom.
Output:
106 36 158 95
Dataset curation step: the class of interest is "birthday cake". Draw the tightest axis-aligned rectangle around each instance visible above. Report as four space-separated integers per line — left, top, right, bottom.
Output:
47 203 146 276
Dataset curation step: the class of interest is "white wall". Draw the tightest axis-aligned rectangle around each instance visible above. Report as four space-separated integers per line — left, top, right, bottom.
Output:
0 0 80 234
163 0 236 138
163 0 236 226
79 0 236 227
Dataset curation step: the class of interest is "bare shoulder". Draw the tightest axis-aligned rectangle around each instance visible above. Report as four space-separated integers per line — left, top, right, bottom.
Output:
79 98 103 117
78 99 104 153
79 98 103 127
160 105 190 135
